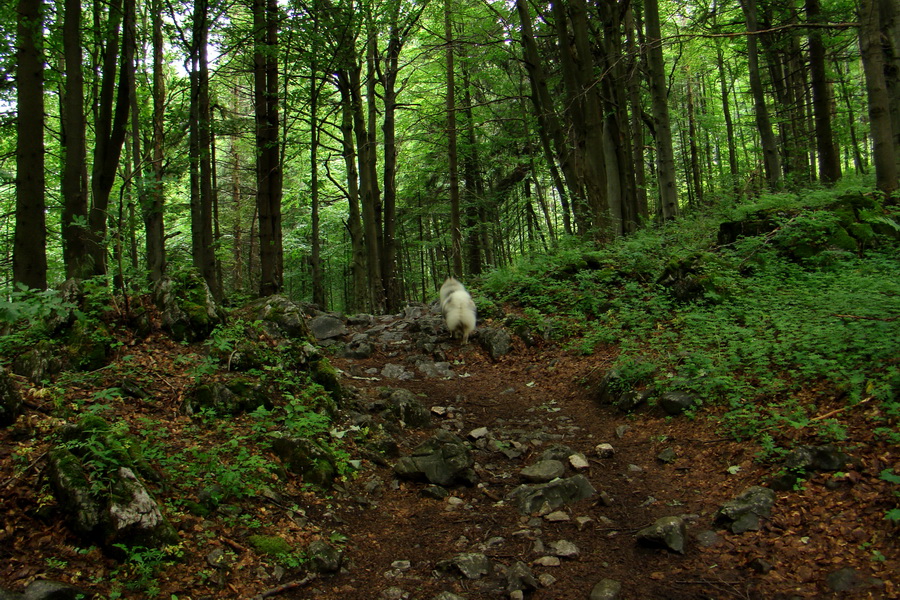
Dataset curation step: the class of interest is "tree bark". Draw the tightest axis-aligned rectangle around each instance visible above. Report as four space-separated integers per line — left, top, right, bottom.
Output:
446 0 463 277
645 0 679 218
806 0 842 184
254 0 284 296
88 0 134 277
14 0 47 290
61 0 89 281
145 0 166 283
859 0 898 193
740 0 783 190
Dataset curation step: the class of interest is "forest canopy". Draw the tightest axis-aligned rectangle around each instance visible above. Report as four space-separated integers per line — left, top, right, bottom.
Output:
1 0 898 312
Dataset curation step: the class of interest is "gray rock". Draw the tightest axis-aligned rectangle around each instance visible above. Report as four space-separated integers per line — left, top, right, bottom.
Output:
595 370 623 405
153 272 223 343
12 341 67 384
548 540 579 558
508 474 596 514
479 327 510 359
748 557 773 574
382 363 413 380
22 580 88 600
713 486 776 534
615 390 650 412
658 391 699 415
394 430 476 486
520 460 565 483
540 444 575 462
0 367 23 427
382 388 432 428
309 315 347 340
657 448 677 463
432 593 467 600
347 313 375 327
416 360 454 379
771 444 853 489
307 540 343 573
438 553 491 579
270 436 337 487
186 380 272 415
247 294 311 338
505 561 538 593
342 338 374 359
636 516 687 553
590 579 622 600
107 467 179 548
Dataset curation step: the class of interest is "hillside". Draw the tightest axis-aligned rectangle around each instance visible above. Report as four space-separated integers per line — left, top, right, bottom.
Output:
1 187 898 600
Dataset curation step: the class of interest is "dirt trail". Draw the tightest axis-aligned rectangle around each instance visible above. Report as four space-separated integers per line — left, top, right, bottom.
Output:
293 315 768 600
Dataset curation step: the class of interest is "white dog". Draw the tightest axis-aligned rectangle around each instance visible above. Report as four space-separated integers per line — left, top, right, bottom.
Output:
440 277 476 344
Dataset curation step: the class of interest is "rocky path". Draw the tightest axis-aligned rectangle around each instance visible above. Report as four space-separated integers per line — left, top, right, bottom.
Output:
290 307 775 600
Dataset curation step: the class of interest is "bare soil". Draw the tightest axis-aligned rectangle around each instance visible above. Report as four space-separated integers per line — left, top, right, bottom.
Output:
1 315 897 600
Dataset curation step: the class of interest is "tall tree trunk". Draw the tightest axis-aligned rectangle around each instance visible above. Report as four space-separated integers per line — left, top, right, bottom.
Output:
446 0 463 277
462 62 485 275
686 73 703 205
740 0 783 190
145 0 166 282
834 60 867 174
192 0 218 298
716 43 740 192
879 0 900 174
14 0 47 290
806 0 842 184
310 70 326 308
859 0 898 193
645 0 679 218
89 0 134 277
61 0 89 280
254 0 283 296
625 4 649 225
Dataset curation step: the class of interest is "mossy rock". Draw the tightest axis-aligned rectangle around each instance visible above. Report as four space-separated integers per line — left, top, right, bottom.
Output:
309 356 342 404
249 534 293 556
187 379 273 416
828 226 858 252
270 436 338 488
0 367 24 427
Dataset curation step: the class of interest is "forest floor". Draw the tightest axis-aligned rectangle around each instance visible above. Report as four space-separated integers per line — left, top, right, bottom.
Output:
1 309 898 600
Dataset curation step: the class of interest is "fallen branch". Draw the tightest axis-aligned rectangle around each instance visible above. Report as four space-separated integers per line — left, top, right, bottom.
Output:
810 396 875 422
1 451 48 489
253 573 317 600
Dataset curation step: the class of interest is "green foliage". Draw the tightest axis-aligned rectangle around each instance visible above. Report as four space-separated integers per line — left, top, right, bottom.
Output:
482 187 900 454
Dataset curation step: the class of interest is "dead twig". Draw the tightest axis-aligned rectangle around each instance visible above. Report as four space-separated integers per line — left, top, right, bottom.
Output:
810 396 875 422
253 573 317 599
1 451 48 489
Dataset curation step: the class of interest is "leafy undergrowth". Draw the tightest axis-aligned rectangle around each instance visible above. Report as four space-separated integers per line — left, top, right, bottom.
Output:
481 182 900 516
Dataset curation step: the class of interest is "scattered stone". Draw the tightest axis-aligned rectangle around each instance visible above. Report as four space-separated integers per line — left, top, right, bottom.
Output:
19 579 88 600
590 578 622 600
627 464 643 473
271 436 338 487
595 370 623 405
544 511 570 522
615 425 629 439
381 364 413 380
636 516 687 554
394 430 477 487
421 485 450 500
569 454 590 470
391 560 412 572
381 388 432 428
479 327 511 359
615 390 651 413
598 490 614 506
505 561 538 593
533 556 560 567
520 460 565 483
0 367 23 427
469 427 489 440
595 443 615 458
713 486 776 534
575 516 593 530
438 553 491 579
657 448 677 464
308 315 347 340
747 558 773 574
770 445 851 491
540 444 575 462
433 593 467 600
416 360 454 379
508 475 596 515
826 567 864 593
307 540 343 573
537 573 556 587
381 586 409 599
548 540 579 558
658 391 699 415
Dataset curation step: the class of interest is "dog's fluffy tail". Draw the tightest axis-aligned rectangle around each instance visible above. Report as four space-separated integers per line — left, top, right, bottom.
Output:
442 289 476 344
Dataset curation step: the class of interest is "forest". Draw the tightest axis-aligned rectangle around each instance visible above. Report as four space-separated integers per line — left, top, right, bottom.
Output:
1 0 900 598
2 0 896 311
